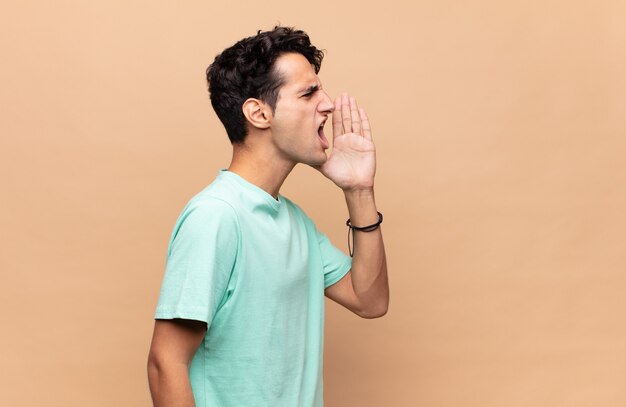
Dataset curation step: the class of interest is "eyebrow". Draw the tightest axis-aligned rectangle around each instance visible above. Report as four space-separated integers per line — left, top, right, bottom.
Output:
299 84 320 94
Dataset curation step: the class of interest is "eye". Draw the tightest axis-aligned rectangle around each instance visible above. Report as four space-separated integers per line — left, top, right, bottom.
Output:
301 85 320 98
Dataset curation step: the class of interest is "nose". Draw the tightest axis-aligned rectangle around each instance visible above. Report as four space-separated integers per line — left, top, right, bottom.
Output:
318 90 335 114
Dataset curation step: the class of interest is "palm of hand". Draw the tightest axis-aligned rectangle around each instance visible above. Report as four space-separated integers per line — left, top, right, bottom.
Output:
315 94 376 191
319 132 375 190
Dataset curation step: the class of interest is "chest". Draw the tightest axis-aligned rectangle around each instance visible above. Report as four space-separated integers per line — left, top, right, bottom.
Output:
237 212 318 297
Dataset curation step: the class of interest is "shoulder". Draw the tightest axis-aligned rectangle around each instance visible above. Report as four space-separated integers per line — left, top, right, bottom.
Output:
183 174 245 218
185 194 238 220
180 194 239 231
173 195 241 239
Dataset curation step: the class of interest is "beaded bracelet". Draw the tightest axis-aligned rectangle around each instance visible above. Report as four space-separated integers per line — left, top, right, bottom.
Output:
346 211 383 257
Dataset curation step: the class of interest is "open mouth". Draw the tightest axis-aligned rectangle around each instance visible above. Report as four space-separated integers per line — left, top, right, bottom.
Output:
318 120 329 149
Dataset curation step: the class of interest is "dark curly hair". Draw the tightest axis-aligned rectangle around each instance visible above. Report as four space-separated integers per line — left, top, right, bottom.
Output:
206 26 324 144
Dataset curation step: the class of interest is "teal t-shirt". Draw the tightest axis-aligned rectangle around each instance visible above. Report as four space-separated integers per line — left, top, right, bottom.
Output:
154 169 352 407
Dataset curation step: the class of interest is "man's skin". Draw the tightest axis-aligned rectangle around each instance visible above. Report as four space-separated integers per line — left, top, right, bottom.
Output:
147 52 389 406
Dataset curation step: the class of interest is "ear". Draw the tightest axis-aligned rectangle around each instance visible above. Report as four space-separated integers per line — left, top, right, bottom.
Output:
242 98 271 130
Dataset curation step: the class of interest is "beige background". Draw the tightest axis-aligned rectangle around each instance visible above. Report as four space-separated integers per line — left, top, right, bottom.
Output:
1 1 625 406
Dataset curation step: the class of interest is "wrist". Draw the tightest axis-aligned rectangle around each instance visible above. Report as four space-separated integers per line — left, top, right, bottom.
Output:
343 187 375 200
344 188 378 227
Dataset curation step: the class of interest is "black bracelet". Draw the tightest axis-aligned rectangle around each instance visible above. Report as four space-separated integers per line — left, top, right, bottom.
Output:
346 211 383 257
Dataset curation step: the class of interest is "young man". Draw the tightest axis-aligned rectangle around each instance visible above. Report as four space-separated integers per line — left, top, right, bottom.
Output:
147 26 388 407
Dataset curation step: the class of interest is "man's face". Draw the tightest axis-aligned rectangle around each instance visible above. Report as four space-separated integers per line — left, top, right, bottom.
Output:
269 52 334 167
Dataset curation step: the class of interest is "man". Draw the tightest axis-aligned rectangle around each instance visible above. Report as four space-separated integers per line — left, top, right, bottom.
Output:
147 26 388 407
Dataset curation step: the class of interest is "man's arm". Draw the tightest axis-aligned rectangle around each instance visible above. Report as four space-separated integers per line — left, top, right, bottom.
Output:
324 189 388 318
318 93 389 318
147 319 207 407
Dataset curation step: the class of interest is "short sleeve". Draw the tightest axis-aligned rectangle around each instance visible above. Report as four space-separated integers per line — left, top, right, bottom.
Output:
155 198 239 326
317 228 352 289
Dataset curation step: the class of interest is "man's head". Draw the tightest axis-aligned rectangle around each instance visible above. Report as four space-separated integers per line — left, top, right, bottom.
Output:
206 26 325 145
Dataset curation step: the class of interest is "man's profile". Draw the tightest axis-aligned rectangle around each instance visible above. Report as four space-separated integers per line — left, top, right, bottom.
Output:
147 26 389 406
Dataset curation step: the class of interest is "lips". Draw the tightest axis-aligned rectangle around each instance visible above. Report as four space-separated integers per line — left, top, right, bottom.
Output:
318 120 329 149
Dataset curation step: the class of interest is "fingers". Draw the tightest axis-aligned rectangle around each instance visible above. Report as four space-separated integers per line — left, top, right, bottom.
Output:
359 108 372 141
333 92 372 139
332 97 342 137
350 97 361 135
341 93 352 134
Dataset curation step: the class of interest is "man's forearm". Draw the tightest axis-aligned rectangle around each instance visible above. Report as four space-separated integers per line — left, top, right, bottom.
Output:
344 188 389 317
148 360 196 407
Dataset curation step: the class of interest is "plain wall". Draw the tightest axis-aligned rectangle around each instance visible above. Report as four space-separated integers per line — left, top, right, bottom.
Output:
1 1 625 405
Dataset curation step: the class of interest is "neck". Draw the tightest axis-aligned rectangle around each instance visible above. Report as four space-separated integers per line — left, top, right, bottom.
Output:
227 141 295 200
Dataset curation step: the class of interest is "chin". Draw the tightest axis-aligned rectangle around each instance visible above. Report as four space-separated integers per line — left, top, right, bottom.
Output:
301 153 327 167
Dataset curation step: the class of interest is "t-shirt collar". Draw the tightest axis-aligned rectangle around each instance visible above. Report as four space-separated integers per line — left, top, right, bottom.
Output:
218 169 282 212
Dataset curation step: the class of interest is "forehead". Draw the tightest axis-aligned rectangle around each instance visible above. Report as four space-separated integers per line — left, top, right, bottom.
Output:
274 53 318 90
